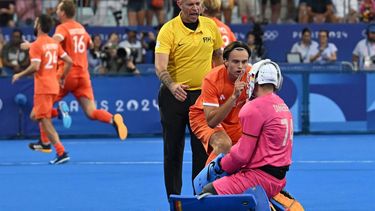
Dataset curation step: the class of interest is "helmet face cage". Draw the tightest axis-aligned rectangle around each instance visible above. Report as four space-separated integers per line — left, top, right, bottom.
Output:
246 59 283 100
246 70 257 100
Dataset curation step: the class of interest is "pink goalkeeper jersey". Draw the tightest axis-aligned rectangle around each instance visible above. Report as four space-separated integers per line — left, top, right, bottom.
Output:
221 92 293 172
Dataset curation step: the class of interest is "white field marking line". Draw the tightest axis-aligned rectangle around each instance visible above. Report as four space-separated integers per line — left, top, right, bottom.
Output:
0 160 374 166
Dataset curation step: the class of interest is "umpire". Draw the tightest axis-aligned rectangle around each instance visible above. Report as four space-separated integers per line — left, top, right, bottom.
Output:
154 0 223 197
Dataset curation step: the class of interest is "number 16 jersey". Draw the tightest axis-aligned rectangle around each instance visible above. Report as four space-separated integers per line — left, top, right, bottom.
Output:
54 20 91 78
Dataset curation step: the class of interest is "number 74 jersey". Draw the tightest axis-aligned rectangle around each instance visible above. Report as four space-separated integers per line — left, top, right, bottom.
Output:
238 93 293 169
29 34 67 95
54 20 91 78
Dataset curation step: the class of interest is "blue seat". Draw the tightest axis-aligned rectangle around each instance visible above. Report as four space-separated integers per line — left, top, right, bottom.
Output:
169 185 270 211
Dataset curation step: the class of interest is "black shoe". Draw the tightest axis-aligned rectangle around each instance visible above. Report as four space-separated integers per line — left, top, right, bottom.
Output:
113 114 128 140
49 152 70 165
29 140 52 153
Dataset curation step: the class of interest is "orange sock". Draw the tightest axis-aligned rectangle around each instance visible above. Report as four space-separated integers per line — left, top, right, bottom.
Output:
39 123 50 144
91 109 113 123
205 152 218 166
51 108 58 118
54 143 65 156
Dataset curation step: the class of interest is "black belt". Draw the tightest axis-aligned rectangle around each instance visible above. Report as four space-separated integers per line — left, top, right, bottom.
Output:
259 165 289 180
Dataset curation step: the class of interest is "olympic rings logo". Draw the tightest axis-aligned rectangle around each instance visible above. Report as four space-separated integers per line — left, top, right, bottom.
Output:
263 30 279 41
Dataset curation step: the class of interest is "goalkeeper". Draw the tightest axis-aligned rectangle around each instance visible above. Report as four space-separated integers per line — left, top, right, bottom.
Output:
198 59 292 198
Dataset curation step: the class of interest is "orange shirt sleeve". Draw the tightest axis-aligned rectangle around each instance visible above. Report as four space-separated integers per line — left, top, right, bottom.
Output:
201 70 222 107
29 42 42 64
54 25 67 41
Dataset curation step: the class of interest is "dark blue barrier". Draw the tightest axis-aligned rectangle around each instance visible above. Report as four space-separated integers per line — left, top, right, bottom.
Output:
0 75 161 138
231 23 366 63
308 72 367 132
1 23 367 63
1 69 374 138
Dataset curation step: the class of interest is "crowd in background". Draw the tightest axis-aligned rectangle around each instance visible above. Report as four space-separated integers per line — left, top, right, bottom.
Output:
1 0 374 28
0 0 375 76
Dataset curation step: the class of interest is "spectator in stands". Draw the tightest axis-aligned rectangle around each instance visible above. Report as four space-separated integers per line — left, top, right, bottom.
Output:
0 0 16 27
103 32 121 72
1 29 29 76
285 0 297 23
332 0 359 23
309 29 337 63
237 0 259 24
107 46 141 75
90 0 123 26
15 0 42 27
141 25 160 63
119 29 145 64
359 0 375 23
246 24 266 64
297 0 309 23
261 0 281 23
290 27 318 63
306 0 337 23
103 31 140 75
221 0 234 24
146 0 166 26
127 0 146 26
77 0 90 7
88 34 107 75
42 0 59 25
352 23 375 70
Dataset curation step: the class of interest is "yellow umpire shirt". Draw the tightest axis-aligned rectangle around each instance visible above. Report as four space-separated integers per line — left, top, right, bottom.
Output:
155 15 223 91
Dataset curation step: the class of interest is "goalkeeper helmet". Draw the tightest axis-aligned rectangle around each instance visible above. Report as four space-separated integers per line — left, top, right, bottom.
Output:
247 59 283 100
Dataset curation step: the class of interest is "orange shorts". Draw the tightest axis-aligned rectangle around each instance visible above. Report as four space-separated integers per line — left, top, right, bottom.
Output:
33 94 57 119
56 75 94 102
189 109 224 154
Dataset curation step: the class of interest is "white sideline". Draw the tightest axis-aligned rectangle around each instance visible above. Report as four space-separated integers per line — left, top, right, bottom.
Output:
0 160 374 166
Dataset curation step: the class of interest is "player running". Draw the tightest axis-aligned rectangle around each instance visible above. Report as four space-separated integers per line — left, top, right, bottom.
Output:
25 0 128 154
12 14 73 164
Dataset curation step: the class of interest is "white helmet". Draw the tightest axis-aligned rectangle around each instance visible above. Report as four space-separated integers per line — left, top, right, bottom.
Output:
247 59 283 99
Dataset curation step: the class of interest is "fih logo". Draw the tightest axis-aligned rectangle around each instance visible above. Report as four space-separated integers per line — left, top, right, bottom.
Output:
263 30 279 41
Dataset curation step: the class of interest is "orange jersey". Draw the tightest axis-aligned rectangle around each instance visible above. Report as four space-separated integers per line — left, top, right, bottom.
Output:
29 34 67 94
190 64 250 142
212 17 236 47
54 20 91 78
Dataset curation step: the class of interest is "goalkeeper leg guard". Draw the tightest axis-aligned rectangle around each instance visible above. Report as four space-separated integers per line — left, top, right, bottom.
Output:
272 190 304 211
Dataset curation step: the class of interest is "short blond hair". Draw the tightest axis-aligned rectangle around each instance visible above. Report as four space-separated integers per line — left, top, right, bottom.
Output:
202 0 221 16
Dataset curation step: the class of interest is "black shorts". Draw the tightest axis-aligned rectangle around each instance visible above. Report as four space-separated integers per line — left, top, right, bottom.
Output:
127 0 147 12
262 0 281 5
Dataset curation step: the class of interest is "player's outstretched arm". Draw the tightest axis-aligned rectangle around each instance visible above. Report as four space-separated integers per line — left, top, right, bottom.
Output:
220 133 257 174
20 40 31 50
12 61 38 84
